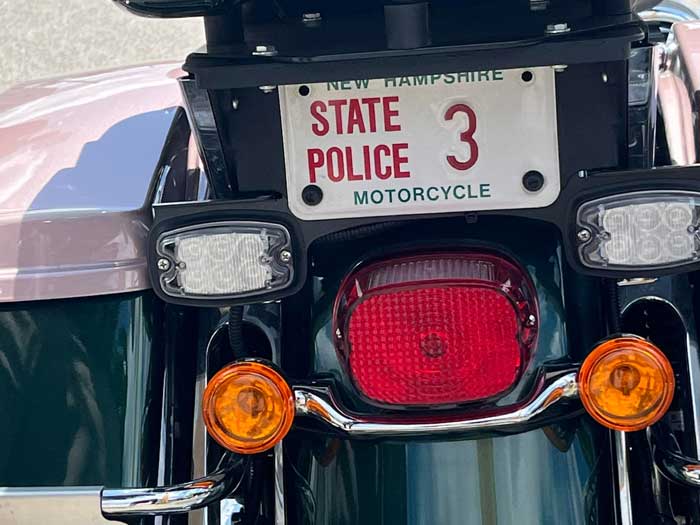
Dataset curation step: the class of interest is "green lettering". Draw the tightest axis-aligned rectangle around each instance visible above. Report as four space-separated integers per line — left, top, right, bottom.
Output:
340 81 352 90
414 76 428 86
453 185 466 200
427 187 440 201
440 186 451 200
413 187 425 201
386 188 396 203
385 78 398 88
444 74 456 84
493 70 504 81
327 82 341 91
480 184 491 198
354 79 370 89
399 77 412 87
479 71 490 81
354 191 369 205
370 190 384 204
398 189 411 203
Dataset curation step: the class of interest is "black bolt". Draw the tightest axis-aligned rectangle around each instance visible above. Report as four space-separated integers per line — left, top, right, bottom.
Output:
521 70 534 83
302 185 323 206
522 171 545 192
298 85 310 97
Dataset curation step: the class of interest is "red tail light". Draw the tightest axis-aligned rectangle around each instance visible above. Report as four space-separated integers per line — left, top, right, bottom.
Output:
333 253 538 407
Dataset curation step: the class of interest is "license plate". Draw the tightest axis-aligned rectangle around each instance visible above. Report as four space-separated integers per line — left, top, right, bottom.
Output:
279 67 560 221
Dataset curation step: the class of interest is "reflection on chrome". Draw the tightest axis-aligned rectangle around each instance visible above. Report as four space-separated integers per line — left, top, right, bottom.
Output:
294 371 579 438
101 456 244 516
652 425 700 488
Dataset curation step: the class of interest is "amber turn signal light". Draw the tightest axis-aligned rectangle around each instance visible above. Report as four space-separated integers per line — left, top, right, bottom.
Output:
202 361 295 454
579 336 675 432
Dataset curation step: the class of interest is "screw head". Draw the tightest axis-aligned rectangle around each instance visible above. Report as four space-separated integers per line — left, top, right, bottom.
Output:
552 64 568 73
546 22 570 34
259 85 277 94
577 170 587 179
252 45 278 57
279 250 292 264
157 258 171 271
302 12 322 23
577 229 592 243
302 185 324 206
522 171 545 193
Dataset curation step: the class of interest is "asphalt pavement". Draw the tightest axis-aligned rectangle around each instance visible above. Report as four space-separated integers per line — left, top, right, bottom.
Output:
0 0 203 92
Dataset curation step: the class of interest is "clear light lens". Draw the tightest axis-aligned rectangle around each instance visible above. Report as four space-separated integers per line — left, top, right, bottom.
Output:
577 191 700 270
157 222 293 299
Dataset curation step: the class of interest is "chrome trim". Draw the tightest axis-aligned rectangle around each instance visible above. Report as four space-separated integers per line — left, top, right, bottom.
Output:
622 294 700 455
190 322 230 525
652 425 700 487
655 445 700 486
685 326 700 454
274 442 286 525
293 371 579 438
0 488 125 525
102 458 240 517
640 0 700 24
615 431 634 525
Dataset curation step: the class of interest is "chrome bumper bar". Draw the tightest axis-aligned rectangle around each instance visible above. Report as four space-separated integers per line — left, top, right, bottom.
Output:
293 370 580 438
1 372 579 521
101 455 244 517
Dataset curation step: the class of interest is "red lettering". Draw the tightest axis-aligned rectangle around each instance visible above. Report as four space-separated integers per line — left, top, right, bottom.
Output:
392 143 410 178
362 97 381 133
445 103 479 171
346 146 363 180
310 101 329 137
346 99 366 134
307 148 324 183
327 147 345 182
327 100 348 134
374 145 393 179
362 145 372 180
383 96 401 132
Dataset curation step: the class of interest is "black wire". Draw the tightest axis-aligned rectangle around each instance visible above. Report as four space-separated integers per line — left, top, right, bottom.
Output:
605 279 622 333
228 306 246 358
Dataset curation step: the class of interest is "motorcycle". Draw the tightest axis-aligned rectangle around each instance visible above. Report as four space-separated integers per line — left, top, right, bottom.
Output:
1 0 700 523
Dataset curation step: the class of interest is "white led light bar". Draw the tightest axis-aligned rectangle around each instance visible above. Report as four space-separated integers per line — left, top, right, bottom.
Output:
156 222 293 300
576 191 700 271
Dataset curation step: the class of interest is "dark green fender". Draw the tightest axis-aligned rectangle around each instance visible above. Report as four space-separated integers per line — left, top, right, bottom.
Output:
0 292 161 488
286 220 610 525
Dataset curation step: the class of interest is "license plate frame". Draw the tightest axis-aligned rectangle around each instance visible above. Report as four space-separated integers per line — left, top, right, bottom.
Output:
279 67 561 221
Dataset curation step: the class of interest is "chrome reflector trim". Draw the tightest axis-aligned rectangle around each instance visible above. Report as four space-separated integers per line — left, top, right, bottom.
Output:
293 370 579 438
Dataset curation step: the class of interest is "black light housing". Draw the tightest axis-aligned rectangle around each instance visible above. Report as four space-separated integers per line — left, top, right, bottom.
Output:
113 0 231 18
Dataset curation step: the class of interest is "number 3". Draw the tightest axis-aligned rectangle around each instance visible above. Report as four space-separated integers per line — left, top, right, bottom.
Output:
445 103 479 171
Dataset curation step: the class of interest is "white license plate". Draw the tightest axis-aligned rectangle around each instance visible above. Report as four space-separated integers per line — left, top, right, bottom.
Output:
279 67 560 221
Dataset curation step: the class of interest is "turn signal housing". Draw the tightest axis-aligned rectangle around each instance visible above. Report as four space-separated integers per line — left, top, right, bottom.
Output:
202 361 295 454
579 337 675 432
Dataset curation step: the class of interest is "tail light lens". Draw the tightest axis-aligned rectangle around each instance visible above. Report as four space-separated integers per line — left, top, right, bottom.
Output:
333 253 539 407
